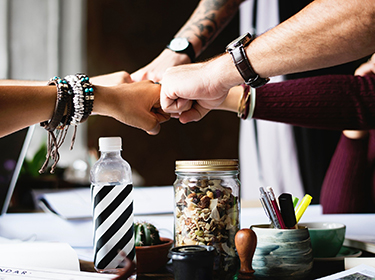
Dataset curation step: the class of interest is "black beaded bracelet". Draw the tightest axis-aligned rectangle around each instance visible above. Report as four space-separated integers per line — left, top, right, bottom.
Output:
40 77 70 132
76 73 94 123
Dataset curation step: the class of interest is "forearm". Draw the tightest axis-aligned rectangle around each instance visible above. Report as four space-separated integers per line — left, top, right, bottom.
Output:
247 0 375 78
320 134 372 213
253 74 375 130
0 79 46 86
220 74 375 130
0 85 56 137
175 0 243 57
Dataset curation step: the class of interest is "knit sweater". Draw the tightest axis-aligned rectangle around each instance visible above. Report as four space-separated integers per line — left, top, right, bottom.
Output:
254 74 375 213
254 74 375 131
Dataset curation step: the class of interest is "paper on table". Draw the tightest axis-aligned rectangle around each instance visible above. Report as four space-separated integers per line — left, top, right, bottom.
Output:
37 188 92 220
345 258 375 270
316 264 375 279
35 186 174 219
0 265 116 279
0 242 80 271
133 186 174 215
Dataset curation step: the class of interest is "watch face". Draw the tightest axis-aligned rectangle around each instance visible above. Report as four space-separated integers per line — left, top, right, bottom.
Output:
169 38 189 51
226 33 252 51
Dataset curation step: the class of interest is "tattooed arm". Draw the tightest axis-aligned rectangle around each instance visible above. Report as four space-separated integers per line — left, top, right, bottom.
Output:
131 0 243 82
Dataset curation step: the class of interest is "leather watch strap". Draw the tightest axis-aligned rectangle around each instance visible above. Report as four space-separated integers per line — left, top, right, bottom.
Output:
226 33 269 88
229 46 269 88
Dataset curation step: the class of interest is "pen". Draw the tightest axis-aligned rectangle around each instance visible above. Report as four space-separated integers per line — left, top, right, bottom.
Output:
278 193 297 229
260 187 281 229
259 194 274 227
266 187 286 229
295 194 312 223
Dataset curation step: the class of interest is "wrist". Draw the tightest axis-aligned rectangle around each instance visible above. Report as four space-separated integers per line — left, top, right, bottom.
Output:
217 85 243 112
92 85 112 117
208 53 244 91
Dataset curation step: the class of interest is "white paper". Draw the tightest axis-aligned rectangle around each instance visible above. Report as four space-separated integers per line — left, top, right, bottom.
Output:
316 264 375 279
0 242 79 271
0 265 116 279
38 188 92 219
0 213 93 248
345 258 375 270
133 186 174 215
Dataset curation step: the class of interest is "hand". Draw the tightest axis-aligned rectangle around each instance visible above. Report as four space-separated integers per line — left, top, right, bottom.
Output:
131 49 191 82
91 71 133 86
94 81 170 135
342 53 375 138
354 53 375 76
160 59 232 123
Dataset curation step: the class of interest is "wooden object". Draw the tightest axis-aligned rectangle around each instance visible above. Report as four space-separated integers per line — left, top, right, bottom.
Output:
235 228 257 279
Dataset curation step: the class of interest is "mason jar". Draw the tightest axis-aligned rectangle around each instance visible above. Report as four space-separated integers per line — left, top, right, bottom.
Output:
173 159 240 280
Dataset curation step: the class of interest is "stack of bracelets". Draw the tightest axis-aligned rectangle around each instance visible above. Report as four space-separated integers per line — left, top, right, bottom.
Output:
237 83 256 120
39 73 94 174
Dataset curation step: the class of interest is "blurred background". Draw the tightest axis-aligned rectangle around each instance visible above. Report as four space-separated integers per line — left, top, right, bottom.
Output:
0 0 241 210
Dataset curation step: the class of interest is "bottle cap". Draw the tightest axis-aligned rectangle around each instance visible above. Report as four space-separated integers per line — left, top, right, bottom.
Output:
99 137 122 151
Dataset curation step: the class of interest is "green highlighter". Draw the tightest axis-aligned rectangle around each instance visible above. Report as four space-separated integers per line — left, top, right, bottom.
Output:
292 196 299 208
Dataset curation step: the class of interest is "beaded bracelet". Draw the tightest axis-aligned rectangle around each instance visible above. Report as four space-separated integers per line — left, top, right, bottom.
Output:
40 77 70 131
39 77 73 174
65 74 85 125
39 73 94 174
76 73 94 123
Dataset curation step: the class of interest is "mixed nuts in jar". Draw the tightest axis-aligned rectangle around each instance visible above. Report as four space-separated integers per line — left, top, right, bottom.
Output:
173 159 240 279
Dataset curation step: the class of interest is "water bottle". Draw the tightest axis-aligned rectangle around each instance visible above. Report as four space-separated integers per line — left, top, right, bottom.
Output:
90 136 135 273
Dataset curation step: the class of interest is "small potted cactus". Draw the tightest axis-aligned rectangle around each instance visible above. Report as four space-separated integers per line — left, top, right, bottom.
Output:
134 221 173 274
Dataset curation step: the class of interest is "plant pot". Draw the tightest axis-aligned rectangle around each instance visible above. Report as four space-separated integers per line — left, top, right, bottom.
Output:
135 237 173 274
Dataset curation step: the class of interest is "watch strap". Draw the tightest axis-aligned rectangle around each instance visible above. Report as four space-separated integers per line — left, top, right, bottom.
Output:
167 40 196 63
229 46 269 88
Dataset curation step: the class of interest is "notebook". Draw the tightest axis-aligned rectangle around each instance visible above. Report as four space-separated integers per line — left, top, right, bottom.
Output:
0 125 35 215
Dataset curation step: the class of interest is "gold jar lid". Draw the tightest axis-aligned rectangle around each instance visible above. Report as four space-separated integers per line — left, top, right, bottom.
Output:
175 159 238 172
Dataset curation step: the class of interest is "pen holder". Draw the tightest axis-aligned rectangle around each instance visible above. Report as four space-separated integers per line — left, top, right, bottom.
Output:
250 224 313 280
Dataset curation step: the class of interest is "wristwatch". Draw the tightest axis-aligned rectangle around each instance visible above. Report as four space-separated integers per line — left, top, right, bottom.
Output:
226 33 269 88
167 38 196 63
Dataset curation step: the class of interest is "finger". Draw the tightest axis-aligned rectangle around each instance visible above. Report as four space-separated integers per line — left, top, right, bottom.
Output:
147 123 161 135
161 98 193 113
130 70 148 82
179 103 210 124
170 113 180 119
153 108 171 123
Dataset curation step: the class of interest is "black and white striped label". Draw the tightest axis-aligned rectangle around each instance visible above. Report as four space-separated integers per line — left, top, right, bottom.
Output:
91 183 135 270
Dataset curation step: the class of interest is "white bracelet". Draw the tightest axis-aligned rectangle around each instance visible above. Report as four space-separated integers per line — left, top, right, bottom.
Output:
247 87 256 120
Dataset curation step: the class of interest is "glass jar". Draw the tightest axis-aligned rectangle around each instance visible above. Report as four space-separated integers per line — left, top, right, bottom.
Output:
173 159 240 280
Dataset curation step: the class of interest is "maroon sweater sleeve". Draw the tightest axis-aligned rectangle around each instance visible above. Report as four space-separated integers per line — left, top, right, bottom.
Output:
319 133 372 213
254 74 375 130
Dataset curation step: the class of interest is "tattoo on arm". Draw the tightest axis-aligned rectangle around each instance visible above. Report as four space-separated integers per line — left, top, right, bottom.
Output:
176 0 243 52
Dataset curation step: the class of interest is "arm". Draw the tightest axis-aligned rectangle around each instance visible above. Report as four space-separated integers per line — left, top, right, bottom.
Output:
160 0 375 119
320 133 372 213
217 74 375 130
131 0 243 82
0 80 168 137
0 71 132 87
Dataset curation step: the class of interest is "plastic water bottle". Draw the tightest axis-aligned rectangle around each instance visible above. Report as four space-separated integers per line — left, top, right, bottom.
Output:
90 136 135 273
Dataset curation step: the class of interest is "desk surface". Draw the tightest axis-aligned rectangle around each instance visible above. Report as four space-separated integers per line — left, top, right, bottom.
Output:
80 250 375 280
2 204 375 279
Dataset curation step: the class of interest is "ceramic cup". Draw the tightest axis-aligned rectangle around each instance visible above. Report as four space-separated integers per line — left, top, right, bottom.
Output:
299 222 346 258
169 245 215 280
250 224 313 280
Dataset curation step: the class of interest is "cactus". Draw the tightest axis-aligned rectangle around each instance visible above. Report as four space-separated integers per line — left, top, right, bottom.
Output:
134 221 162 246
